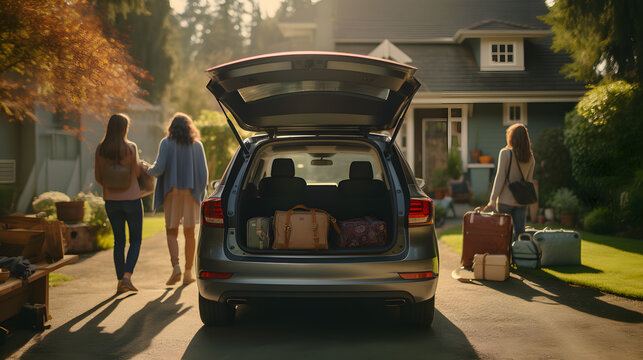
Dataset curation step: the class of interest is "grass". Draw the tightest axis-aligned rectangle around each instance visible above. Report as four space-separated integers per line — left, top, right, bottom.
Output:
49 273 72 287
437 225 643 299
96 215 166 250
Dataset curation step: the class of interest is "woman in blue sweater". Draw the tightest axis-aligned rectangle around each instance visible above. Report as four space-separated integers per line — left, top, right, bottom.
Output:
148 113 208 285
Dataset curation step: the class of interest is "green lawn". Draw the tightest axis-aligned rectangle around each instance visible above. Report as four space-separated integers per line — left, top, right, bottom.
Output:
438 225 643 299
49 273 72 287
96 215 166 249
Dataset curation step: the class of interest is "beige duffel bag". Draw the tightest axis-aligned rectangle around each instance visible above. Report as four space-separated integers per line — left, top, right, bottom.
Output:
273 205 341 250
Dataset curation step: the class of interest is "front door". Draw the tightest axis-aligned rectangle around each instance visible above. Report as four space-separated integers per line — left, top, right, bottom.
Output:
422 118 448 188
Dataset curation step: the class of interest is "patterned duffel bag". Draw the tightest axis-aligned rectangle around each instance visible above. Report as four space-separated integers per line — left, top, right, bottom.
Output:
339 216 386 248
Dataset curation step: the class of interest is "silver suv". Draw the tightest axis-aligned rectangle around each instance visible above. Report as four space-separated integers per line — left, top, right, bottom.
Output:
197 52 439 327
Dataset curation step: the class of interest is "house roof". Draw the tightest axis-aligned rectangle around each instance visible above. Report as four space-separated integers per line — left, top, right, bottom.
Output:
334 0 550 41
336 37 585 93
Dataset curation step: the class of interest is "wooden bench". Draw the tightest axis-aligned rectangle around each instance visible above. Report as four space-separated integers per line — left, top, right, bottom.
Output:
0 255 78 328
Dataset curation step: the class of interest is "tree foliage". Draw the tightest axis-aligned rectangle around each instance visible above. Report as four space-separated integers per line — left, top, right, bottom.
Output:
532 127 574 206
564 81 643 205
112 0 174 103
195 110 240 181
0 0 145 122
542 0 643 83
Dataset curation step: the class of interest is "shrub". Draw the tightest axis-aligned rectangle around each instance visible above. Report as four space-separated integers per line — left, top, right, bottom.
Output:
584 207 615 234
434 204 447 225
32 191 70 217
547 188 582 217
532 127 574 207
447 145 462 180
431 168 449 188
564 81 643 206
73 192 110 235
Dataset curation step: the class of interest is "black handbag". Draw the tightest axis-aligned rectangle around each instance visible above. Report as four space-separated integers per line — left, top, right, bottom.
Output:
506 151 538 205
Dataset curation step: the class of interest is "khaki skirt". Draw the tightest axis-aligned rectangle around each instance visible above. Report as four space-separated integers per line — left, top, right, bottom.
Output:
163 187 199 228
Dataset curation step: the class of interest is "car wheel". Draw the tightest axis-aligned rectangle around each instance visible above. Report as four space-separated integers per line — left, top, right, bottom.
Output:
199 294 235 326
401 297 435 327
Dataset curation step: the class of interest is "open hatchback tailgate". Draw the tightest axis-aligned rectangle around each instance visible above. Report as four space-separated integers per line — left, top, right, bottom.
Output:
206 52 420 135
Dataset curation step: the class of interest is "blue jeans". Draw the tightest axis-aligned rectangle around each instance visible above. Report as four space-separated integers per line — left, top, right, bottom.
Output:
498 203 527 241
105 199 143 280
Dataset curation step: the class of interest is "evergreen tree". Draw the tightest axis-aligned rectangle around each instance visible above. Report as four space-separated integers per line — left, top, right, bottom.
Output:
542 0 643 83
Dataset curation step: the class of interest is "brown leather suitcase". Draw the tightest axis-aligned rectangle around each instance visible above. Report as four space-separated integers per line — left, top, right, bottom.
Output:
273 205 341 250
461 209 512 268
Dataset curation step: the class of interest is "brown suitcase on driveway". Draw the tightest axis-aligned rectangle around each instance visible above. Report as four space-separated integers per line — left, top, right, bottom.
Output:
461 209 512 268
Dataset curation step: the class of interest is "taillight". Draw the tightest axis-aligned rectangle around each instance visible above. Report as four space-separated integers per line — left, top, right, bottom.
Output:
199 271 233 279
408 197 433 225
201 197 224 226
399 271 435 280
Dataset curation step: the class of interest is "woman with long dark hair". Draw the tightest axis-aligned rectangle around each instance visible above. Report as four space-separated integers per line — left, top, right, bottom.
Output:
484 123 536 238
148 112 208 285
95 113 142 293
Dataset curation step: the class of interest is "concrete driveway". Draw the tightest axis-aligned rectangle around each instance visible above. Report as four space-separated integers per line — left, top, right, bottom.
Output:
2 227 642 359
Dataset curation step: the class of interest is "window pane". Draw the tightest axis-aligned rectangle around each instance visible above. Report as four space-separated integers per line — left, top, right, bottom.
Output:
509 106 515 120
508 54 514 62
492 44 498 52
451 108 462 118
508 44 514 52
500 55 505 62
499 44 505 52
492 55 498 62
515 106 520 120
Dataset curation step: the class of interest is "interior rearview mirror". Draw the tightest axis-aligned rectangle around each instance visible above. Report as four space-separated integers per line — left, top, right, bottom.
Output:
311 159 333 166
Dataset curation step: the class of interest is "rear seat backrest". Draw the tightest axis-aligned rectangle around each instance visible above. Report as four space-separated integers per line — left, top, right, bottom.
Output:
338 161 386 196
258 158 307 211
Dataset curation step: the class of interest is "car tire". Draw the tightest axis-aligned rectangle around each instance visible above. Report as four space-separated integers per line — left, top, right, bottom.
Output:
199 294 235 326
401 297 435 327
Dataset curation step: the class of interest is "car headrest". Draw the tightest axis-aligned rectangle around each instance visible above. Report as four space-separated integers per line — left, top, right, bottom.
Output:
349 161 373 180
271 158 295 177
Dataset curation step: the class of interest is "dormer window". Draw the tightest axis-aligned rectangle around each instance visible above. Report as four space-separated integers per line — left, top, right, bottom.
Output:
480 38 524 71
491 43 514 63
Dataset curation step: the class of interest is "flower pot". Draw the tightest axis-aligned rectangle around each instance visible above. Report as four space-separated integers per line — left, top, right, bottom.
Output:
55 201 85 223
478 155 493 164
560 214 575 227
469 150 482 163
432 187 449 200
544 208 554 221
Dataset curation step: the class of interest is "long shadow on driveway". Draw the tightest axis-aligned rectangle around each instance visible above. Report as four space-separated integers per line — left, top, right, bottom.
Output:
484 270 643 323
16 286 191 359
182 301 478 360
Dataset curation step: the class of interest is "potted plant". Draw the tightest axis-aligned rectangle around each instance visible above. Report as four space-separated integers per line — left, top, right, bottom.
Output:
431 168 449 199
447 142 463 180
469 129 481 163
547 188 582 227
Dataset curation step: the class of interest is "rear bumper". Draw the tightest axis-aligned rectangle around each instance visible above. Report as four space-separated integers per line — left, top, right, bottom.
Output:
197 257 438 304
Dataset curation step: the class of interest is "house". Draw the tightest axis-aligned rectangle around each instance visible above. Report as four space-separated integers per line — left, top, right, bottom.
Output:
0 99 165 213
278 0 585 198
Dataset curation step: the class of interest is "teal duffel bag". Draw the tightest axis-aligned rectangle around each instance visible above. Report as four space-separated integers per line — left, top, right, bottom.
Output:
512 233 540 269
533 228 581 266
247 217 273 249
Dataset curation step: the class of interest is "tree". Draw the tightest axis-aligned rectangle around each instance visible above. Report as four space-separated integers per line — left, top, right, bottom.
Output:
275 0 314 21
0 0 145 122
248 1 285 55
112 0 174 103
542 0 643 83
195 110 240 181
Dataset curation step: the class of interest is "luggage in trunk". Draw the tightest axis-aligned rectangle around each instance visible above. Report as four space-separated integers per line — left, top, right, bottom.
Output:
273 205 341 250
247 217 272 250
338 217 386 248
473 253 509 281
461 209 512 268
512 233 540 269
533 228 581 266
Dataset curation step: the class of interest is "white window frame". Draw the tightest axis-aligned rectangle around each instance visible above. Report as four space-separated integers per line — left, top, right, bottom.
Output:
503 103 528 126
480 38 525 71
490 42 515 64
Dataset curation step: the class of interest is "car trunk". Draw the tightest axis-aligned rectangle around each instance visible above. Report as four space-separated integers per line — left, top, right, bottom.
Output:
234 139 400 255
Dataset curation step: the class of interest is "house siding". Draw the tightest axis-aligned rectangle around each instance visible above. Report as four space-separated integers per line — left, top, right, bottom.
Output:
468 102 575 163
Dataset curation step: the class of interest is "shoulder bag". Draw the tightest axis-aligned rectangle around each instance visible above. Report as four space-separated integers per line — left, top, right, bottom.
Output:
137 160 156 197
102 158 131 190
506 151 538 205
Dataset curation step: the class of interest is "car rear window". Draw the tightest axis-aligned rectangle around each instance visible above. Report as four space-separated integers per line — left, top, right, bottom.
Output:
245 141 386 187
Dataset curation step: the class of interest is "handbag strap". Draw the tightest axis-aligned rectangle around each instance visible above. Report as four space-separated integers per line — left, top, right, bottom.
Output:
505 150 526 183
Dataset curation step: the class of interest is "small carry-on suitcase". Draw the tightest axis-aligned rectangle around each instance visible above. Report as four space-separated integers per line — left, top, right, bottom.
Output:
473 253 510 281
461 208 513 268
273 205 342 250
533 228 581 266
247 217 273 249
512 233 540 269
